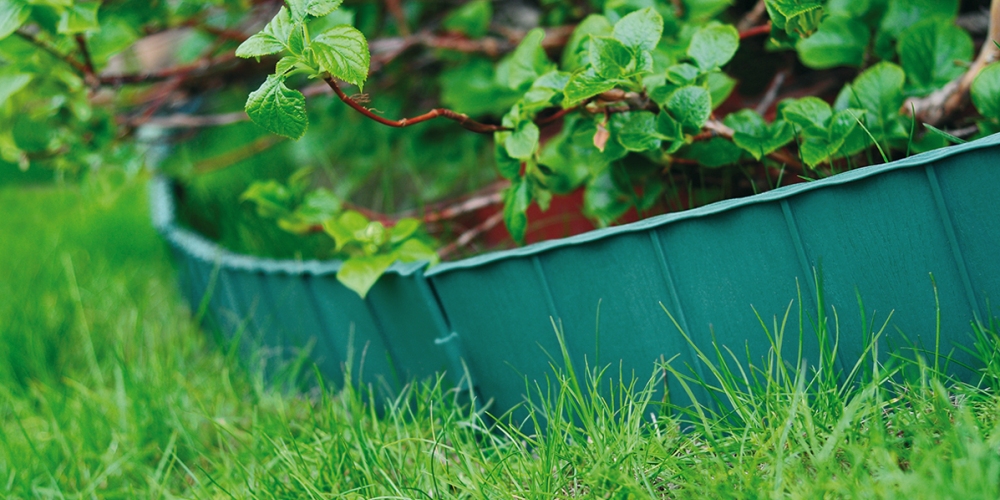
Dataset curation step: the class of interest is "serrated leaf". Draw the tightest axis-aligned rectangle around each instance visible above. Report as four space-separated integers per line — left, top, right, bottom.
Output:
0 0 30 41
612 112 661 152
57 2 99 34
498 28 552 90
971 63 1000 120
245 74 308 139
611 7 663 52
337 254 396 298
442 0 491 38
898 19 972 94
796 15 870 69
666 85 711 132
656 112 683 141
503 178 532 244
687 24 739 71
584 167 629 227
589 36 635 78
312 25 370 89
505 121 540 160
564 67 618 105
767 0 824 36
390 218 420 244
236 33 287 58
305 0 343 17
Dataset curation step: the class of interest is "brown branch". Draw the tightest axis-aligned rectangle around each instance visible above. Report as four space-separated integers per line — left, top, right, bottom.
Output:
419 191 504 223
739 22 772 40
324 77 508 134
437 211 505 259
193 134 286 174
16 30 90 76
904 0 1000 126
755 68 790 115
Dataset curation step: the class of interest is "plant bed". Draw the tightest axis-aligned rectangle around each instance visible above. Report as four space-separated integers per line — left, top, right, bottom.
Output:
154 132 1000 415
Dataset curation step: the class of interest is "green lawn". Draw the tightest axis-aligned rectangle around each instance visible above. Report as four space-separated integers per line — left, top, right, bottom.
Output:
2 177 1000 499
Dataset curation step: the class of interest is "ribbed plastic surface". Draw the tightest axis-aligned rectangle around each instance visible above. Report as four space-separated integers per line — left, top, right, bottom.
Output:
153 133 1000 414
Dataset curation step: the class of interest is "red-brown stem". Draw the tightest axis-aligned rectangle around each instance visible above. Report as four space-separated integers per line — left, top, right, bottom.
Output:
437 211 505 259
74 34 97 85
739 22 772 40
324 77 508 134
537 105 581 126
420 191 504 223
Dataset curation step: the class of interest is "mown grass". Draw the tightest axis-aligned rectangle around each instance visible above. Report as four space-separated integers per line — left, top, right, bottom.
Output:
2 176 1000 499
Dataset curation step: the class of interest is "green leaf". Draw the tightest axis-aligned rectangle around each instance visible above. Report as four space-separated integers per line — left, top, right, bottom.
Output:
561 14 613 72
236 33 287 58
296 188 342 222
395 239 439 265
337 254 396 298
656 112 683 141
897 19 972 94
0 73 31 104
494 143 522 180
564 67 618 105
611 7 663 52
795 15 870 69
778 96 831 130
971 63 1000 120
390 218 420 243
241 180 294 219
727 109 794 160
705 70 736 109
684 0 734 22
442 0 491 38
0 0 30 40
497 28 552 91
766 0 824 36
304 0 343 17
245 74 308 139
839 62 905 123
312 26 370 89
683 138 744 167
666 63 700 85
583 167 629 227
505 121 540 160
503 178 532 244
57 2 99 34
612 112 661 152
237 7 295 58
589 36 636 78
666 85 711 132
879 0 957 40
687 24 739 71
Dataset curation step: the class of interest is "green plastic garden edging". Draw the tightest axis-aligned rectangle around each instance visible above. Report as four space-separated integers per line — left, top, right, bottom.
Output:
151 132 1000 415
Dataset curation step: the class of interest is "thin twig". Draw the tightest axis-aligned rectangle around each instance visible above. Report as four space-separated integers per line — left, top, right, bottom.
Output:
385 0 411 37
99 52 239 85
420 191 504 223
437 211 505 259
755 68 790 115
74 34 98 86
132 111 248 128
16 30 90 75
324 77 508 134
